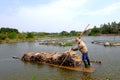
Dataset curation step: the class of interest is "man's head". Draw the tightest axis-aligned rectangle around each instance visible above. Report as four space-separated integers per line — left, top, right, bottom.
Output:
76 37 82 44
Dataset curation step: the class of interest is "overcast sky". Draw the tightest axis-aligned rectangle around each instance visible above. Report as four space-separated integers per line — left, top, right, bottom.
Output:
0 0 120 32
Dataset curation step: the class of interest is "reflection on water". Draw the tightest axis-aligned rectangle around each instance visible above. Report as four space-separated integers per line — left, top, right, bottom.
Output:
0 36 120 80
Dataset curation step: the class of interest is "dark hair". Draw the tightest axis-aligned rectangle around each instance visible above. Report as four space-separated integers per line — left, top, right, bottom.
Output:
78 37 81 39
76 39 78 42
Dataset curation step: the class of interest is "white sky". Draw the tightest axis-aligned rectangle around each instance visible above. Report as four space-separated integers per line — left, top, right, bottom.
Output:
0 0 120 32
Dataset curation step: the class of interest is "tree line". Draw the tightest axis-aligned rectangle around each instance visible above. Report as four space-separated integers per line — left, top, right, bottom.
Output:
0 27 81 42
0 21 119 41
88 21 120 36
0 27 34 41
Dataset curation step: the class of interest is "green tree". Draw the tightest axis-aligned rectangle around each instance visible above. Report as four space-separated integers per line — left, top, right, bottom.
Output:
101 24 109 34
118 22 120 34
60 31 69 36
70 30 77 36
8 33 17 39
0 33 6 40
26 32 34 38
100 22 119 34
0 27 19 33
89 26 100 36
18 33 26 39
38 32 45 37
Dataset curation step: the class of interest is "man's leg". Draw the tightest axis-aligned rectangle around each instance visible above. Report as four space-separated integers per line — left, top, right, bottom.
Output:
86 52 90 66
87 59 90 66
82 53 88 68
83 61 88 68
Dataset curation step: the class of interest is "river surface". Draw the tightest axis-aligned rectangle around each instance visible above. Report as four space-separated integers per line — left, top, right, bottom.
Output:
0 36 120 80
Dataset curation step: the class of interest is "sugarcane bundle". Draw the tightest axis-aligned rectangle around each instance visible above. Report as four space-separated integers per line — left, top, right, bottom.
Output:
21 50 82 67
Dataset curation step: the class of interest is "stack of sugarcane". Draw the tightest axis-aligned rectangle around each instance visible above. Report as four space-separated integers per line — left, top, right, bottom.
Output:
21 50 82 67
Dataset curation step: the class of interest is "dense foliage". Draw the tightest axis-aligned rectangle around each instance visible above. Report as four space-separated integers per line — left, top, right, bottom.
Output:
26 32 34 38
59 30 80 36
88 21 120 36
0 27 19 40
0 27 35 41
8 32 17 39
0 27 19 33
100 22 120 34
88 26 100 36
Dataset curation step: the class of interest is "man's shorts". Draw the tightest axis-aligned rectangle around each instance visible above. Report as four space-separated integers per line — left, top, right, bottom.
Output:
82 52 89 61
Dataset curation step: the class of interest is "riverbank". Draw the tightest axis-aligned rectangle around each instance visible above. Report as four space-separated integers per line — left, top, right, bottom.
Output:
0 34 119 44
0 38 37 44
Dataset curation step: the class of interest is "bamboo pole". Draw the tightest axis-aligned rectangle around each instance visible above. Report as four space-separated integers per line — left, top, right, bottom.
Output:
60 48 71 66
80 24 90 37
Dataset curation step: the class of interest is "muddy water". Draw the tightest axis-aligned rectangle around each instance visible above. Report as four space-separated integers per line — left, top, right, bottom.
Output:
0 36 120 80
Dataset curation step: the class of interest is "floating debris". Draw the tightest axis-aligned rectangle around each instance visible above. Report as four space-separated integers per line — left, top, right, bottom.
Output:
104 42 110 46
91 40 120 46
38 38 75 46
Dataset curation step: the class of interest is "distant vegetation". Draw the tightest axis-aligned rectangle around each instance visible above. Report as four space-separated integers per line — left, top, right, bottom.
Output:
0 27 81 43
0 27 35 43
0 21 119 43
88 21 120 36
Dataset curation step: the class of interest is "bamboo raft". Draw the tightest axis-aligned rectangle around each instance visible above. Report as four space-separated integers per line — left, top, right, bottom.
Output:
13 56 100 73
38 62 94 73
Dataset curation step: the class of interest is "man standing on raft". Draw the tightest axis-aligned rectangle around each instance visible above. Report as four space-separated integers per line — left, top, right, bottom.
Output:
72 37 91 68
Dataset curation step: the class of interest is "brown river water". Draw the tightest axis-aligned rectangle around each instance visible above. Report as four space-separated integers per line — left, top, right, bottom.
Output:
0 36 120 80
